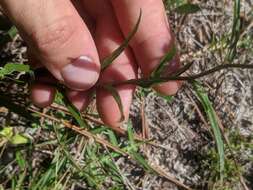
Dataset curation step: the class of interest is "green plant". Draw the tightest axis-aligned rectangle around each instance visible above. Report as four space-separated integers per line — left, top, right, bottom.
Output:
0 1 252 190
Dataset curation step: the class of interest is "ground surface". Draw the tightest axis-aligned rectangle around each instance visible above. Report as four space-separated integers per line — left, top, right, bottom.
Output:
0 0 253 190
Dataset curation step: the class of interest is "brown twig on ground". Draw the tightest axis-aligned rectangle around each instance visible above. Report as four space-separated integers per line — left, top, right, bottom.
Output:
151 164 192 190
49 103 167 150
28 108 192 190
50 103 128 135
29 108 127 156
141 98 149 139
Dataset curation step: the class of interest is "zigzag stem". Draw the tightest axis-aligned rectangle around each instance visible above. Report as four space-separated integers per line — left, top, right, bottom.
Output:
99 64 253 88
31 64 253 89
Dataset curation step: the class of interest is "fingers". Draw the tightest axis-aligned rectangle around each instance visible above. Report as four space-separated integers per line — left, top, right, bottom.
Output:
28 52 91 110
30 84 56 108
31 81 91 111
83 0 137 127
95 13 137 127
66 90 91 111
0 0 100 91
3 0 181 127
30 67 57 108
110 0 182 95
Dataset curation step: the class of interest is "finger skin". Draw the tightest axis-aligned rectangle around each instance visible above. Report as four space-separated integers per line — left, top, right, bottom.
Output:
66 90 91 111
96 16 137 127
0 0 100 91
83 1 137 127
28 52 91 110
110 0 182 95
28 54 57 108
30 83 56 108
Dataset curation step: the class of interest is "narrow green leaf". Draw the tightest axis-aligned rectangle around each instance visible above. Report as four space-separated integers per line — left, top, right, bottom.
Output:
32 156 67 190
57 88 88 128
227 0 241 61
15 151 26 169
103 85 125 122
53 127 84 175
16 168 27 190
10 134 29 145
151 46 177 78
175 3 201 14
130 151 153 172
101 10 142 71
127 122 136 149
65 100 88 128
91 127 108 134
193 82 224 180
106 130 119 146
126 122 153 172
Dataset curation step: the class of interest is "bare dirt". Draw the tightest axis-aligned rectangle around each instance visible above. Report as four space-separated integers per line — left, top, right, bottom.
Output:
0 0 253 189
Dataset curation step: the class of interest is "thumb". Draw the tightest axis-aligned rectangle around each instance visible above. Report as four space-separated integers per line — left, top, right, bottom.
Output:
0 0 100 91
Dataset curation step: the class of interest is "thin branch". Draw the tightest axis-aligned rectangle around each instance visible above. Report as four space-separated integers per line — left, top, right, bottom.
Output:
41 105 174 151
29 108 127 156
100 64 253 87
28 108 192 190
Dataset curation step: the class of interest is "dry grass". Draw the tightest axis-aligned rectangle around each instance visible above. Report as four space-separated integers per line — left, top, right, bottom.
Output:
0 0 253 189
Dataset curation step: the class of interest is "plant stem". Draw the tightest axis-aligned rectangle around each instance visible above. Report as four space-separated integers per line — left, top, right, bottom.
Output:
100 64 253 87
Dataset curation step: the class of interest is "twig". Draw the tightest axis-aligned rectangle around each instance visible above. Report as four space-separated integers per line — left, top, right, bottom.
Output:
49 104 167 150
151 164 192 190
141 98 149 139
102 64 253 87
28 108 192 190
29 108 127 156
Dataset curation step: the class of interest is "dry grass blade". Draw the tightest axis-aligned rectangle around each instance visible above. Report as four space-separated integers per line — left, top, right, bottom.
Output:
151 164 192 190
57 87 88 128
49 103 171 151
29 108 127 156
28 108 192 190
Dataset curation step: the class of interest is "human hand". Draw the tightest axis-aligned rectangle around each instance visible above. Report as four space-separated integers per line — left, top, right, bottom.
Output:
0 0 181 127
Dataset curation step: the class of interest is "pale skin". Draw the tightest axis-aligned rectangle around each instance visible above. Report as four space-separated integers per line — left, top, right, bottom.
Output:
0 0 182 127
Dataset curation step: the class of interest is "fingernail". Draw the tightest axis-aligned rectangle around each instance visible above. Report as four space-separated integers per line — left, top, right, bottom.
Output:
61 56 99 91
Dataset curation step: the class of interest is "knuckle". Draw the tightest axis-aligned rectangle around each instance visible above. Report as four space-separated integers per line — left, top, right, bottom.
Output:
31 16 77 52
